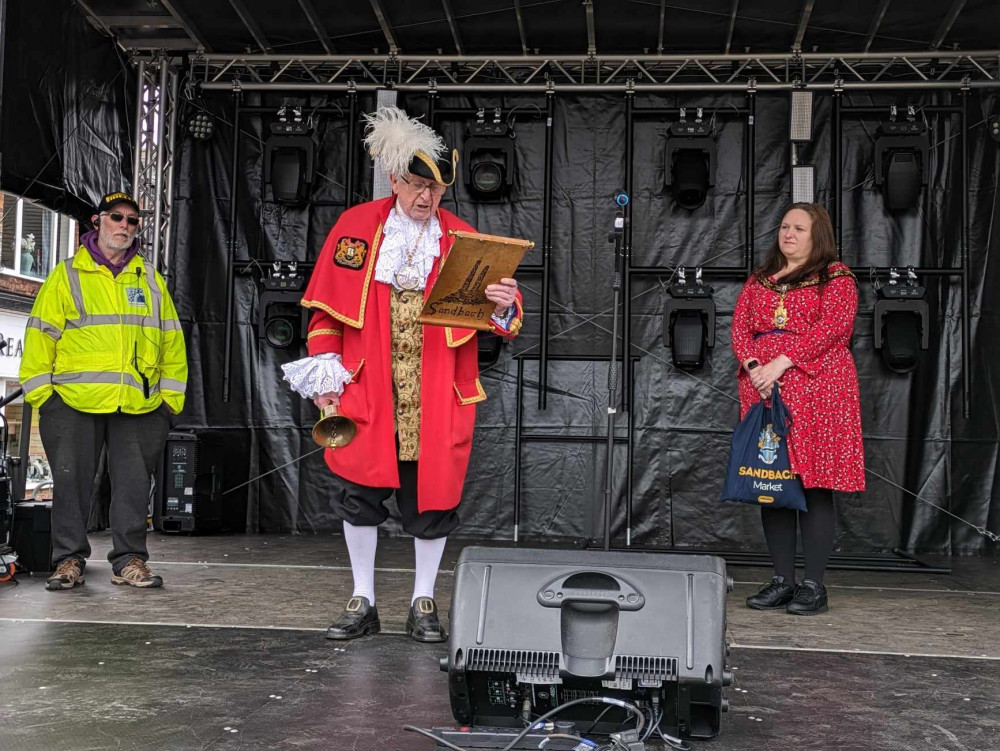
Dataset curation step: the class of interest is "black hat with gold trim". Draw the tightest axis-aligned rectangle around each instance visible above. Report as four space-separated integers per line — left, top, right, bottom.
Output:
363 106 459 186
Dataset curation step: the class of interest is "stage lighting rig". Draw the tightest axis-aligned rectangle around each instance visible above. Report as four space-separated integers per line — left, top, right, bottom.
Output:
872 267 929 374
187 111 214 140
258 261 309 349
989 114 1000 143
664 267 716 371
874 106 929 212
463 107 517 202
264 106 315 205
665 108 717 210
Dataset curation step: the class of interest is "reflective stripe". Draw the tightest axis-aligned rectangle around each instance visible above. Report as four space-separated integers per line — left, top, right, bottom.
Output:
143 262 162 329
66 315 157 328
22 373 53 393
161 319 182 331
52 371 157 394
65 263 87 316
159 378 187 393
27 316 62 341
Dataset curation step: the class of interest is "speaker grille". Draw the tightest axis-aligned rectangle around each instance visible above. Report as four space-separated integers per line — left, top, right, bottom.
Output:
615 655 678 683
467 648 560 679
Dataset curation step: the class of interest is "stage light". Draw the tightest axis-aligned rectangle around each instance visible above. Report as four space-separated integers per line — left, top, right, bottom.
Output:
264 106 315 204
258 262 309 349
873 267 929 374
477 332 503 368
665 111 717 210
989 114 1000 143
463 108 516 202
792 165 815 203
664 267 715 370
188 111 214 140
874 110 928 212
789 89 814 143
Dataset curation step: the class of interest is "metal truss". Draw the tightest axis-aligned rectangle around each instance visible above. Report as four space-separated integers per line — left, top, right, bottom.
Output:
192 50 1000 92
132 57 180 272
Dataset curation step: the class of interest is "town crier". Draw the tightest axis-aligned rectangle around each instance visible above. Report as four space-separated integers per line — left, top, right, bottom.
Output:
282 106 522 643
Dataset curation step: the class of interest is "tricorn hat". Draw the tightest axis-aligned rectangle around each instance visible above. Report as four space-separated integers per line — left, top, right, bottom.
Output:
363 106 459 186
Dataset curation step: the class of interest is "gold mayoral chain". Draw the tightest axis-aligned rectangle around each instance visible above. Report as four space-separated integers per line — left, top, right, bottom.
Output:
758 268 856 329
394 217 431 291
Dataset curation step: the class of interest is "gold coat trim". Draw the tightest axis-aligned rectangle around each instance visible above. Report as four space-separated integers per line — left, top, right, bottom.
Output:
454 378 487 405
307 328 343 339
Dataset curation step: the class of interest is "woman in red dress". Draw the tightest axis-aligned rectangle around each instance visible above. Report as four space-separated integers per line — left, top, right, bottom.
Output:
731 203 865 615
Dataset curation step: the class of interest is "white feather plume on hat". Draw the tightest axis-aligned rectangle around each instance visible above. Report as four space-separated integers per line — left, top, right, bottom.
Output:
362 106 445 178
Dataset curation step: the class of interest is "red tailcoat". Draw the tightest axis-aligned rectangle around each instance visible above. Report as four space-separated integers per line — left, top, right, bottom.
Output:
731 262 865 492
301 196 524 511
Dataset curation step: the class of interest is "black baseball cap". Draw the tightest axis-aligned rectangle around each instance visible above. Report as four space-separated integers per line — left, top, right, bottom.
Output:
96 191 140 215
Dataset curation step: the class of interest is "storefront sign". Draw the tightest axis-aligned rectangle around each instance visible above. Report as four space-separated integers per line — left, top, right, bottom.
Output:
0 311 28 380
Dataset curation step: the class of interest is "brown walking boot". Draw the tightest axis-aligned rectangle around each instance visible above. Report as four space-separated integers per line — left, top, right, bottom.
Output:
46 558 85 591
111 557 163 588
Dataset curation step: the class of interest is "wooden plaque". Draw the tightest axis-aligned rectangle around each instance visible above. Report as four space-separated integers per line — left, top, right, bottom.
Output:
418 230 532 330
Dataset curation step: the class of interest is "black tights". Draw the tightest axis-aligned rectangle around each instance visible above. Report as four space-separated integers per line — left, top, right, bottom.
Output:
760 488 836 584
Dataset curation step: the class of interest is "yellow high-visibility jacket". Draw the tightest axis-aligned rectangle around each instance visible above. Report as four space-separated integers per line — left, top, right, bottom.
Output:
19 248 187 415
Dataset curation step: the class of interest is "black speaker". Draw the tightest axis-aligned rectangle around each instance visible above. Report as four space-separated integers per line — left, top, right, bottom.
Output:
156 432 225 534
10 501 53 573
443 547 732 740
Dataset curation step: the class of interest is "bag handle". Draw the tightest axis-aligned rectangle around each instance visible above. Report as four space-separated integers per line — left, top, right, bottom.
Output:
769 383 794 436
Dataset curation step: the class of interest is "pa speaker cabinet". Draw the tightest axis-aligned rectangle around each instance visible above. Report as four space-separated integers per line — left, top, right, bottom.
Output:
157 432 224 534
444 547 732 739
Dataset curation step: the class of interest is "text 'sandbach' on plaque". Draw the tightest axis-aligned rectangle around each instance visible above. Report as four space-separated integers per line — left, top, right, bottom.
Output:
417 230 532 330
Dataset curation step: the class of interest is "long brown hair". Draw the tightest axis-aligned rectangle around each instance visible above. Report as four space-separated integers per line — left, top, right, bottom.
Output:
755 203 838 286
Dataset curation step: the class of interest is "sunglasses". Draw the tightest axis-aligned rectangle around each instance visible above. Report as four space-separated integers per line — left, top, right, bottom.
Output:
102 211 140 227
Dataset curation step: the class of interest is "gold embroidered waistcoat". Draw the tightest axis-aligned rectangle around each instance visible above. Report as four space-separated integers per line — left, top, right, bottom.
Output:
389 287 425 460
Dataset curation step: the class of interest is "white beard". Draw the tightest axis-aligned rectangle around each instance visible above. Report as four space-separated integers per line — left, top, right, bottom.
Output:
100 225 132 252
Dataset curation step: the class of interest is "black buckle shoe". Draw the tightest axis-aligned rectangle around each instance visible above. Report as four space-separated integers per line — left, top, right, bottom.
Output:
325 596 381 640
786 579 829 615
746 576 796 610
406 597 446 643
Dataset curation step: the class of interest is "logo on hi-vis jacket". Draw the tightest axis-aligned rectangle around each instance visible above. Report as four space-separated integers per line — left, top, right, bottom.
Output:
334 237 368 269
126 287 147 306
757 423 780 465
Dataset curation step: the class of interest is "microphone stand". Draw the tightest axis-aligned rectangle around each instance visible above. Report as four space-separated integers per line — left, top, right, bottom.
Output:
601 208 626 552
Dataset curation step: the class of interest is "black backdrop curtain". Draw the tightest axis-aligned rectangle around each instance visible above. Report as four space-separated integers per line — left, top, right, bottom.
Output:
168 88 1000 555
0 0 133 220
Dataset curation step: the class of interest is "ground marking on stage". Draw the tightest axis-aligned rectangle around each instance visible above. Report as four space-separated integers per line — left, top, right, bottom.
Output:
2 617 998 662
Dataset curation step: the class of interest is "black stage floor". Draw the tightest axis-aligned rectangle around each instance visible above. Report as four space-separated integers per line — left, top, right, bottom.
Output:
1 534 998 750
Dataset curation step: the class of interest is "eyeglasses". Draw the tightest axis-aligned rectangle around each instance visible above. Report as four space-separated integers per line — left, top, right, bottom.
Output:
399 174 447 196
103 212 140 227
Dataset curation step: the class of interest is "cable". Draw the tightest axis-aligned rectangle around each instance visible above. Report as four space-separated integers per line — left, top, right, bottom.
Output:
402 725 470 751
500 697 644 751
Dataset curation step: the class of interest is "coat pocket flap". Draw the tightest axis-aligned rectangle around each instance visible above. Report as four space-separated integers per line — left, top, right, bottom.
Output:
453 378 486 405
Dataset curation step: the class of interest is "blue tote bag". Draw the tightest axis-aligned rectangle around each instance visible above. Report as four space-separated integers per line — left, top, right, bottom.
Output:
721 385 807 512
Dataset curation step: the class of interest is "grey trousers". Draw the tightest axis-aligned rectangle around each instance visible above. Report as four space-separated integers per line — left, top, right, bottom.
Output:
39 393 170 574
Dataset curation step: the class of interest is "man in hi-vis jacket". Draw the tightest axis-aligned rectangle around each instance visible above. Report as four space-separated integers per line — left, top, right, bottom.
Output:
20 191 187 591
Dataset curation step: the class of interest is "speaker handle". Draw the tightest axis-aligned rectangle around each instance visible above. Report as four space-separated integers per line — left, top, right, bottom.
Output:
536 570 645 611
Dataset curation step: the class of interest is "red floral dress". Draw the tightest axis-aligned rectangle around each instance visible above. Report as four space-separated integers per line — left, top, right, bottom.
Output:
731 261 866 492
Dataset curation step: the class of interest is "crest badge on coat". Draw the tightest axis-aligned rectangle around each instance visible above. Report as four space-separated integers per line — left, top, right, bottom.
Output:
334 237 368 269
758 424 780 465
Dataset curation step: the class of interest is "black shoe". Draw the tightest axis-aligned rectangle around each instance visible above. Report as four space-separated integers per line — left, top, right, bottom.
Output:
746 576 796 610
786 579 829 615
406 597 447 643
325 596 381 640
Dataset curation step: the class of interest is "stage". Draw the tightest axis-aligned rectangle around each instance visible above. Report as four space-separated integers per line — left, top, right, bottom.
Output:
0 534 997 751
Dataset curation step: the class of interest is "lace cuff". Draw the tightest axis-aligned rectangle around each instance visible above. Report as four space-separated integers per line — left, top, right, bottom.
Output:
281 353 353 399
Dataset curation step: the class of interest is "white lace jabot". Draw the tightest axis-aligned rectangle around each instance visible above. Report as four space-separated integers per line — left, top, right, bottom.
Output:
373 205 442 291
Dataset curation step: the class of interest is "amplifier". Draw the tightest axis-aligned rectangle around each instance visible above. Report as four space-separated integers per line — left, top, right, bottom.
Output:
443 547 732 739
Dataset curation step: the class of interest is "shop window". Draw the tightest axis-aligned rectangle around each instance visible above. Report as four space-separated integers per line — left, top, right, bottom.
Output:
0 192 76 280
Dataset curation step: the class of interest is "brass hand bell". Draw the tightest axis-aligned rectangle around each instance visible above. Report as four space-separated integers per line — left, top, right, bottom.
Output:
312 402 357 448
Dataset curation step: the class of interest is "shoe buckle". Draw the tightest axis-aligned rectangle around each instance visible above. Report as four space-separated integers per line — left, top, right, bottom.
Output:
346 597 363 613
417 598 434 615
